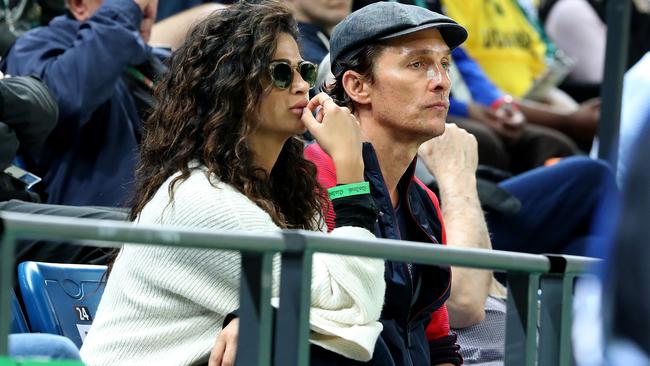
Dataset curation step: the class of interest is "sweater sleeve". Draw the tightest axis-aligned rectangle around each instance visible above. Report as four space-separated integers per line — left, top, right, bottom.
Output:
143 172 386 362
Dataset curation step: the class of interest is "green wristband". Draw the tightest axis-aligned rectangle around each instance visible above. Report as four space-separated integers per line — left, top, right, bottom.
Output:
328 182 370 200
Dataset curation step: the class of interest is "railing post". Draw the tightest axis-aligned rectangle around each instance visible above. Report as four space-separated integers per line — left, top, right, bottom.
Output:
558 274 576 365
0 229 16 356
598 0 632 166
504 272 540 366
539 253 599 366
235 252 274 366
275 232 312 366
538 274 569 366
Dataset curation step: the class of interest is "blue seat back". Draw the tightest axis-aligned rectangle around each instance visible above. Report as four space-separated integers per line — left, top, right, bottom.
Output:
18 262 107 348
10 290 29 333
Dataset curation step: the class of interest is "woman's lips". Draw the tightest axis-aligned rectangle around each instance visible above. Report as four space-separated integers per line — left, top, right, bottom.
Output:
289 100 308 117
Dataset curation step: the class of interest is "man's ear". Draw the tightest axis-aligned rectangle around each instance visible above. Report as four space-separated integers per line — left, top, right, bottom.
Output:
342 70 371 106
67 0 91 21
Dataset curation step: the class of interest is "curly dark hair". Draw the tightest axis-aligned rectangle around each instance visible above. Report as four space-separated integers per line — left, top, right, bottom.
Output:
130 1 322 230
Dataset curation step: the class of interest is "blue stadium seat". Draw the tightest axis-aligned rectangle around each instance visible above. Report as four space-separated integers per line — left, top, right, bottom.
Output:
10 290 29 333
17 262 107 348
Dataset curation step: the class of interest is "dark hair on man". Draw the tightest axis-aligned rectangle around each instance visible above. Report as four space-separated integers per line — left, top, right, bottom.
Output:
326 43 387 112
129 1 322 230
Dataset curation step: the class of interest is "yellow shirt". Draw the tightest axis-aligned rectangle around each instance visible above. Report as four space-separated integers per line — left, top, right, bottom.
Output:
442 0 548 97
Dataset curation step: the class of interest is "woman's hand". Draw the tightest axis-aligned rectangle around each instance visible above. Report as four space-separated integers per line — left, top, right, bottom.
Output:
302 92 364 184
208 318 239 366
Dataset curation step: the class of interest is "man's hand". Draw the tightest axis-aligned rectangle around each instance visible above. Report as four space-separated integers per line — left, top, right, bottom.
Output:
133 0 158 43
418 123 478 189
209 318 239 366
420 124 492 329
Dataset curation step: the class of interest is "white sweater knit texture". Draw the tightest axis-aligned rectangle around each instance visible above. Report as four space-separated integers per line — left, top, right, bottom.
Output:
80 167 386 365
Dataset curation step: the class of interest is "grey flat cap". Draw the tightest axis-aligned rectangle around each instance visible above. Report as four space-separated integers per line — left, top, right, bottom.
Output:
330 2 468 74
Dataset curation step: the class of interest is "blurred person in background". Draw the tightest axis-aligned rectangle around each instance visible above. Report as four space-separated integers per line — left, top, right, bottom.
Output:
0 71 123 283
1 0 164 207
285 0 352 64
0 0 66 56
572 118 650 366
602 117 650 365
0 71 56 202
439 0 601 148
540 0 650 83
446 46 580 173
542 0 607 87
9 333 80 361
613 52 650 185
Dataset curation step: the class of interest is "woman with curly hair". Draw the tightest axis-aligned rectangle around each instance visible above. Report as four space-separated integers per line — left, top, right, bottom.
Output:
80 1 385 365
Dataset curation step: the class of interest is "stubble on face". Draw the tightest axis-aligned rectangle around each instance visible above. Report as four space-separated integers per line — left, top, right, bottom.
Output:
367 32 452 145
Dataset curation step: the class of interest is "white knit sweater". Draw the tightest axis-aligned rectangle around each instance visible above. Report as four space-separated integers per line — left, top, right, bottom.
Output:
80 167 386 365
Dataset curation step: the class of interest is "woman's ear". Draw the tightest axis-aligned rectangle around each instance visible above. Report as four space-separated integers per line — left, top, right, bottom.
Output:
342 70 371 106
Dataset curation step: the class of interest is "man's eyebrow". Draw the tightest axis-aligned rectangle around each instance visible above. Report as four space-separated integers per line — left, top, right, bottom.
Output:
401 48 452 57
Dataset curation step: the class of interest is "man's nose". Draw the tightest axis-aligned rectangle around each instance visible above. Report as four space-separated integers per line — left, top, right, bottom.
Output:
426 65 451 92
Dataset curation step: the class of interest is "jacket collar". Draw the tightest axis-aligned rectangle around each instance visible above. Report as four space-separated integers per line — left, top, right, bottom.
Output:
361 142 417 199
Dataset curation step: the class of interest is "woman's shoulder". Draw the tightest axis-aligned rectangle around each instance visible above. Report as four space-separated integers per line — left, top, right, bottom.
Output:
157 167 244 204
138 166 278 231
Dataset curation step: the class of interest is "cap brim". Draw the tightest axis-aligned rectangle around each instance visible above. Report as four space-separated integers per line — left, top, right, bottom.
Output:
377 22 468 49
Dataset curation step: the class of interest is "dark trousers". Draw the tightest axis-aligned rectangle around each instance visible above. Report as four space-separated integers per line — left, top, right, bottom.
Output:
488 157 616 256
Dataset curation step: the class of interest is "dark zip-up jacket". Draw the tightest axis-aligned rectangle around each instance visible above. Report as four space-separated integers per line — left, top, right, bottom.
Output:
305 142 461 365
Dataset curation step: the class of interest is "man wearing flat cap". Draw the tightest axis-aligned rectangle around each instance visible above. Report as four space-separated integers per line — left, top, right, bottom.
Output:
304 2 492 365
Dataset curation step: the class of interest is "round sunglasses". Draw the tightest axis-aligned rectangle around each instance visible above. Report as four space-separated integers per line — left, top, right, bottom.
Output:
268 60 318 89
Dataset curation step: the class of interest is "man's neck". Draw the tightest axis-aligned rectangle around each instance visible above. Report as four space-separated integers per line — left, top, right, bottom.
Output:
359 116 419 208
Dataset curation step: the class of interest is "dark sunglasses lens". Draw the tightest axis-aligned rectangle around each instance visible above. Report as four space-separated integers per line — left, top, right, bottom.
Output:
300 63 318 87
272 63 293 89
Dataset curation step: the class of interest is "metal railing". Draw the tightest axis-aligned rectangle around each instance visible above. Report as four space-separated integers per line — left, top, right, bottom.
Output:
0 211 599 366
598 0 632 167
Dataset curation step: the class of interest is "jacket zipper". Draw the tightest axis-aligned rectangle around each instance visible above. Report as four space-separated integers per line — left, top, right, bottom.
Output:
404 183 453 332
384 199 416 364
367 149 423 366
394 193 416 366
